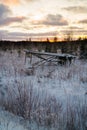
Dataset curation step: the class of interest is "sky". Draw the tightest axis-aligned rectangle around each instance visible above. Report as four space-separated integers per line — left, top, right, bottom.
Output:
0 0 87 41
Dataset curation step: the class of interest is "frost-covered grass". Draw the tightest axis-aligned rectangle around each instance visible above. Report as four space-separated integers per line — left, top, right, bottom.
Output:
0 50 87 130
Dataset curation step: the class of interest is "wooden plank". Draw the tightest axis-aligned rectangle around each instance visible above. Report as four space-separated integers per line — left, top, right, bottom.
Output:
32 56 56 68
24 50 77 69
24 50 76 58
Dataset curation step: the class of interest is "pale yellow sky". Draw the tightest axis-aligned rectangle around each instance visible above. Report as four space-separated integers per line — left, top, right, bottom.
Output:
0 0 87 41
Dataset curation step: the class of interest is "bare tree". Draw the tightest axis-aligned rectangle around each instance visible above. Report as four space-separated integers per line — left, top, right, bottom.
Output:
53 37 57 42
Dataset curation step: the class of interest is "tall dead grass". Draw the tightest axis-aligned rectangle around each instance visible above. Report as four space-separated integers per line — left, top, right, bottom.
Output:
0 81 87 130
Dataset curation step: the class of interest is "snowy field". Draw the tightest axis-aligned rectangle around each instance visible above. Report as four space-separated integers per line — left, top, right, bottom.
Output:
0 50 87 130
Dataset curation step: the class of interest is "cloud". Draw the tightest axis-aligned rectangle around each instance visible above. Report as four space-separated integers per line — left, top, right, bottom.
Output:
8 31 58 37
78 19 87 24
22 0 39 3
34 14 68 26
0 4 26 26
0 4 11 18
61 29 87 35
43 14 68 26
0 30 58 41
0 16 26 26
68 26 83 30
0 0 20 6
0 0 39 6
63 6 87 13
0 30 8 40
0 30 8 36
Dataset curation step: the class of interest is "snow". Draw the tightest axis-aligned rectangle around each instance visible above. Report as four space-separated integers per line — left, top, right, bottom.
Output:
0 50 87 130
0 108 46 130
0 108 28 130
0 50 87 102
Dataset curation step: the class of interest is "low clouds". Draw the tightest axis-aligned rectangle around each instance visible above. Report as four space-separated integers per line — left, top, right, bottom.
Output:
23 0 37 2
0 4 11 18
0 16 26 26
0 0 38 6
68 26 83 30
0 1 86 41
63 6 87 13
0 4 11 26
0 30 8 37
0 4 26 27
34 14 68 26
8 31 57 37
61 28 87 35
43 14 68 26
0 31 58 41
78 19 87 24
0 0 20 6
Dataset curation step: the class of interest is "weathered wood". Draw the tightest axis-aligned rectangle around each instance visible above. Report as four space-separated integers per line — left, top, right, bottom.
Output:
24 50 77 69
32 56 56 68
25 49 76 58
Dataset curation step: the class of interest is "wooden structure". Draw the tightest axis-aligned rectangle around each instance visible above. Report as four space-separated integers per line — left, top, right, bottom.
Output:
24 50 76 69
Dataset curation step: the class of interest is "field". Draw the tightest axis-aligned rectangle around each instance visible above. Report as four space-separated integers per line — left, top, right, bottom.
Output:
0 49 87 130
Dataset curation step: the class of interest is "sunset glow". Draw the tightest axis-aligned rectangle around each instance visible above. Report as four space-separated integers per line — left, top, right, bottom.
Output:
0 0 87 41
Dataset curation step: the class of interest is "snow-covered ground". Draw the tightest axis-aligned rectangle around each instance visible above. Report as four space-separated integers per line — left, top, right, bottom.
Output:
0 50 87 130
0 107 50 130
0 108 28 130
0 50 87 100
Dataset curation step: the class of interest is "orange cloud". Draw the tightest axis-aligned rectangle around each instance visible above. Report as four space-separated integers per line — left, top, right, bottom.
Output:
1 0 20 6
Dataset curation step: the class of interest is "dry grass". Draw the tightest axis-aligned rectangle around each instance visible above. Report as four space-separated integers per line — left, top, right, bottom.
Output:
0 82 87 130
0 50 87 130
